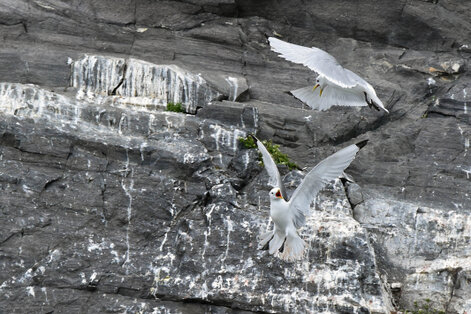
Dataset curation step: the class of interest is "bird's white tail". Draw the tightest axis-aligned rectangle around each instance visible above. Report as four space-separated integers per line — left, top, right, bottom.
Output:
280 232 305 260
268 232 285 255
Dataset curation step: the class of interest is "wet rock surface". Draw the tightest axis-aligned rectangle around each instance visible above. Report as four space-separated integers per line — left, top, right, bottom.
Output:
1 0 471 313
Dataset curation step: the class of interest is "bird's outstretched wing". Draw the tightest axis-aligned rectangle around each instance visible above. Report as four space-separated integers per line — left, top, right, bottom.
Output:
250 135 288 201
290 85 366 111
268 37 365 89
288 140 368 228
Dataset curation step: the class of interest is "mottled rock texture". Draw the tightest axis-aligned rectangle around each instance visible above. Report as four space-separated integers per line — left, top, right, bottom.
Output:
0 0 470 313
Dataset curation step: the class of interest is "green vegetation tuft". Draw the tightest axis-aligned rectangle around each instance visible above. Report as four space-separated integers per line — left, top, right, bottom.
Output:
238 136 257 149
402 299 445 314
166 102 184 113
263 139 299 170
238 136 299 170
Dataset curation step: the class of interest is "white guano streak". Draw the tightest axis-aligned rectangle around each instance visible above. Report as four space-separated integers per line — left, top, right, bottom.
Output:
209 124 246 152
71 56 221 113
121 151 134 272
225 76 239 101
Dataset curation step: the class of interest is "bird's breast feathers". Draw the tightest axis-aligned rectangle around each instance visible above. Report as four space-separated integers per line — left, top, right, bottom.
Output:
270 201 290 229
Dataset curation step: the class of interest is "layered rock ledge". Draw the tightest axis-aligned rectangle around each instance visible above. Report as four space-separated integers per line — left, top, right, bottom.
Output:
1 1 471 313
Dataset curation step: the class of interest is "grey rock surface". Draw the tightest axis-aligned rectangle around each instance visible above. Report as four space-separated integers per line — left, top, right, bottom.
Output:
71 55 224 113
0 82 391 313
1 0 470 313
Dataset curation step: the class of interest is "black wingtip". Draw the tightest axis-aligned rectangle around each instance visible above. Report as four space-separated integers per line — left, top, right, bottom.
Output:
248 134 258 143
355 139 368 149
260 242 269 251
259 234 274 251
279 238 287 253
372 102 381 112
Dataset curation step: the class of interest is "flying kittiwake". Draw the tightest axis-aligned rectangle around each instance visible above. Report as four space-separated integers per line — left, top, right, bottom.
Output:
251 134 368 260
268 37 389 113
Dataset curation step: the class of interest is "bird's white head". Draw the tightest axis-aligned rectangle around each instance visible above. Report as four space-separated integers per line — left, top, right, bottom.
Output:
316 76 327 85
313 76 327 96
269 187 284 201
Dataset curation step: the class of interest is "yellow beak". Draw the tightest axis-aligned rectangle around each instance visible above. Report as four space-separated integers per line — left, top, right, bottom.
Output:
313 84 319 91
319 87 324 97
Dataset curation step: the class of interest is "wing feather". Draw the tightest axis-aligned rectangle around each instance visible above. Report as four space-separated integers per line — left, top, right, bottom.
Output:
268 37 365 89
250 135 289 200
288 143 363 228
291 85 366 111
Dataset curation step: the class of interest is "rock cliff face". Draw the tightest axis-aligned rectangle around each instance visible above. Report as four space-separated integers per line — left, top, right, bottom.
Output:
0 1 470 313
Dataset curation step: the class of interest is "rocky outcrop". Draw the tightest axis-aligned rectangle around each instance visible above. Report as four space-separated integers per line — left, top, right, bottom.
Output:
71 55 225 113
354 196 471 313
1 0 471 313
0 79 391 313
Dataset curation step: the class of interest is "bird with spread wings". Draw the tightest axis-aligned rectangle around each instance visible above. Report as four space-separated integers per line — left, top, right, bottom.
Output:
269 37 389 113
251 135 368 260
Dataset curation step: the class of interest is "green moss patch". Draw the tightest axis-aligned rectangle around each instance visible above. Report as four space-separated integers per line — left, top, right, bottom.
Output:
238 136 299 170
402 299 445 314
166 102 184 113
238 136 257 149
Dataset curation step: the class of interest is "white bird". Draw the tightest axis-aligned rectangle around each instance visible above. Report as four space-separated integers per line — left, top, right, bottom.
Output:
268 37 389 113
251 135 368 260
